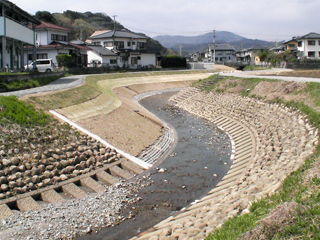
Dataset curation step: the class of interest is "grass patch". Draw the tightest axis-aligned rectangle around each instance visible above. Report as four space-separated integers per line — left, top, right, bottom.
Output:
1 74 68 92
0 96 51 126
243 66 271 71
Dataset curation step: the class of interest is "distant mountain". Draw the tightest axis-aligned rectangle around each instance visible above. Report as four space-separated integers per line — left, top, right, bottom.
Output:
154 31 276 55
154 31 245 48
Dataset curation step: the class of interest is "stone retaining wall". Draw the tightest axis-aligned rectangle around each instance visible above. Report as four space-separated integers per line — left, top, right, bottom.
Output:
133 88 318 240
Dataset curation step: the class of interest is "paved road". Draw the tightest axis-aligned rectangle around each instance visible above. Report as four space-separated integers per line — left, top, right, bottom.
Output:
0 75 85 98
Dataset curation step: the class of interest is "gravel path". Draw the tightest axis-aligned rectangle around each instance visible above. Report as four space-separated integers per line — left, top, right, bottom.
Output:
0 75 86 98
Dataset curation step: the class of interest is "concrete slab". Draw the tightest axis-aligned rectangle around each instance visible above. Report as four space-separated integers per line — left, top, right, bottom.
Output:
16 197 41 212
41 189 66 204
96 171 119 185
0 204 13 220
62 183 87 199
80 177 106 193
109 165 135 180
121 159 144 175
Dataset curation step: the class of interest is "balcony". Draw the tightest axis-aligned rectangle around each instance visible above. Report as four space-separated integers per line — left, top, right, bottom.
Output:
0 17 34 44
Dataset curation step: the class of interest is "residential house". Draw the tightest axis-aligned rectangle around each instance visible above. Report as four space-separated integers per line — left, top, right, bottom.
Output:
0 0 40 70
25 22 89 68
296 32 320 59
283 38 297 51
269 44 285 54
87 29 159 69
191 52 205 62
236 46 268 63
86 45 119 68
205 43 236 63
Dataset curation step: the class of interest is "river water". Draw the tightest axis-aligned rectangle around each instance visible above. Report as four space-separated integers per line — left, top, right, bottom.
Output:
77 91 232 240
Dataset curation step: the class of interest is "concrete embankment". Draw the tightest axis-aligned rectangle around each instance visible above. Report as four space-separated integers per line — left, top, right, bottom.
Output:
133 87 318 240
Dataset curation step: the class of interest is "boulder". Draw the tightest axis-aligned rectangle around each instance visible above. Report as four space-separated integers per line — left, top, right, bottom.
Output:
11 157 20 165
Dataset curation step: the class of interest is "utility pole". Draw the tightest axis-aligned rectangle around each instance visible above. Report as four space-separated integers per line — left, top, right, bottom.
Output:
179 44 182 56
213 30 216 64
112 15 117 50
112 15 117 30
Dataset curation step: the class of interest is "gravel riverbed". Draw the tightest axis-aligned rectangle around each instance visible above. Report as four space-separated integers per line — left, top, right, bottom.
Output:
0 177 152 240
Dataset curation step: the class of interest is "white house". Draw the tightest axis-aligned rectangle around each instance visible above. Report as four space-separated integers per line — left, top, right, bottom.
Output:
0 0 40 70
86 45 119 68
296 32 320 60
24 22 90 68
87 29 158 69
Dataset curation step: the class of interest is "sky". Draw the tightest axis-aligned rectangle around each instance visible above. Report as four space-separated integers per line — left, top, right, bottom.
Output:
11 0 320 42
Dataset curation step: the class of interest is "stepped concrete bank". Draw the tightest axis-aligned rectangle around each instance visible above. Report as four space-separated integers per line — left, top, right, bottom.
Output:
133 87 318 240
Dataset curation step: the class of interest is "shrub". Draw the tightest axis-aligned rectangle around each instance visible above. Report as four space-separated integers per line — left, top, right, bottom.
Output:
56 54 72 68
161 55 187 68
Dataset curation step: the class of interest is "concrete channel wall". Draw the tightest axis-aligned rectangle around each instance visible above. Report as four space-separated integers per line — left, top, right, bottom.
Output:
132 88 318 240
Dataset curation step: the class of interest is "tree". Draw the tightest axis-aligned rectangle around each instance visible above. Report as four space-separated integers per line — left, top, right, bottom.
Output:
56 54 72 68
34 11 57 24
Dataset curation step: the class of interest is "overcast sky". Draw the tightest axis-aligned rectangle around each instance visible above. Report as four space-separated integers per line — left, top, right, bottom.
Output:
11 0 320 41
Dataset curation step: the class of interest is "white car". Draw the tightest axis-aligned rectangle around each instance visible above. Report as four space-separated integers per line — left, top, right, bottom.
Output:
25 59 54 72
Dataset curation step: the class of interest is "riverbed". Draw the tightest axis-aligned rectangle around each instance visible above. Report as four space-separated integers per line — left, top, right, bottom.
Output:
78 92 232 240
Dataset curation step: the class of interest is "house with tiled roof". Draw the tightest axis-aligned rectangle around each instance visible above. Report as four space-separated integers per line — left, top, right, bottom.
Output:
0 0 40 71
296 32 320 59
204 43 236 63
87 29 159 69
236 46 269 63
86 45 119 67
24 22 89 68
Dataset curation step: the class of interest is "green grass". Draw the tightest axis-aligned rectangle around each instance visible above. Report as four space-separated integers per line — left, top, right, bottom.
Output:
243 66 272 71
0 96 51 126
2 74 68 92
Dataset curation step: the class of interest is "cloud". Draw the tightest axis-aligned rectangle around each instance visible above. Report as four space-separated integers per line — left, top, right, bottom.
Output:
11 0 320 41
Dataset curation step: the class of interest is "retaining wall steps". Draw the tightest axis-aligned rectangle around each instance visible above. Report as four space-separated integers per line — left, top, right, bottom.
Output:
0 158 144 220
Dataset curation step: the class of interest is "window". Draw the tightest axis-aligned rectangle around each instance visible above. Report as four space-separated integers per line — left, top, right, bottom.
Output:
308 40 315 46
138 42 146 50
132 42 136 45
110 59 117 64
104 41 113 47
289 44 295 48
28 54 33 61
127 42 131 47
131 57 138 65
51 34 67 42
37 54 48 59
298 41 302 47
308 51 315 57
92 42 100 46
121 56 128 62
114 41 124 49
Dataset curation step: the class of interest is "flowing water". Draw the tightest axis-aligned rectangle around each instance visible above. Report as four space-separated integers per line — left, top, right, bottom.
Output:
78 91 232 240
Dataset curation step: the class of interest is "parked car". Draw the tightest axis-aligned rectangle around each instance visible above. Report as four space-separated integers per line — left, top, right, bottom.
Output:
24 59 54 72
